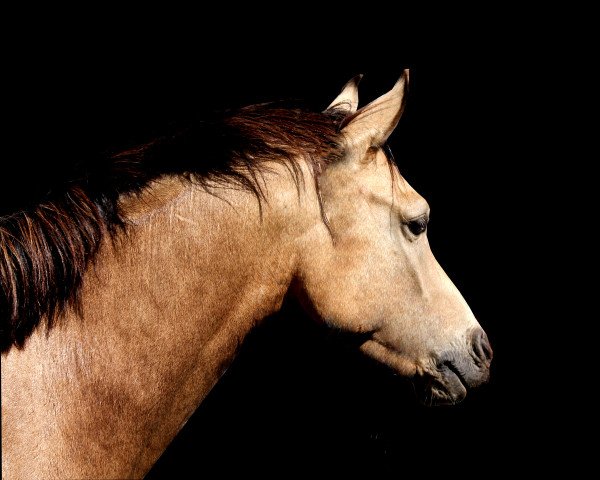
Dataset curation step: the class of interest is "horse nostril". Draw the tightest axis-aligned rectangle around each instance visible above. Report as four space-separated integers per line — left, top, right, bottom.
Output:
471 329 493 366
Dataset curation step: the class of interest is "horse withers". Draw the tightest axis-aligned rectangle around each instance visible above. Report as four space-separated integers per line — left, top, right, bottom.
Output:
1 70 492 479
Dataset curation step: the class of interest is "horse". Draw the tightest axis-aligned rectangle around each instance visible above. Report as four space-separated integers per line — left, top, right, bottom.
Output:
1 70 492 479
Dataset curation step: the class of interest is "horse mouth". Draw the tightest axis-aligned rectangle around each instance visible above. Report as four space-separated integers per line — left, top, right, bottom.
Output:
360 338 487 406
414 362 468 406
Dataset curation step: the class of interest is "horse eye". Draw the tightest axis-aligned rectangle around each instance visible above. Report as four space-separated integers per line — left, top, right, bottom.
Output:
407 217 428 236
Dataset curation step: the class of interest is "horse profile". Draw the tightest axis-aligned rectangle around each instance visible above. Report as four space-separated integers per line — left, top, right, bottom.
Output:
1 71 492 479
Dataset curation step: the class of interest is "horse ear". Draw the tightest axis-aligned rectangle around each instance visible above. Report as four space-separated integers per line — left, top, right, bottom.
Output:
341 69 409 149
325 74 363 114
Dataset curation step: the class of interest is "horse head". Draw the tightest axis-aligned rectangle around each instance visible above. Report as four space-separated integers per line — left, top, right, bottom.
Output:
296 71 492 405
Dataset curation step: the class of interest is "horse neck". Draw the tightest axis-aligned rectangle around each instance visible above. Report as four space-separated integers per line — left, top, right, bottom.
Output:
1 166 319 479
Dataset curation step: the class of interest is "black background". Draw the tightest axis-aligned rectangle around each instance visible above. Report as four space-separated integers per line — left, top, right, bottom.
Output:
4 29 552 477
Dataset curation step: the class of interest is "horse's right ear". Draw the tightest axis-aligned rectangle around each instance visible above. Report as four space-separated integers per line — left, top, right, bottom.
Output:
325 74 363 114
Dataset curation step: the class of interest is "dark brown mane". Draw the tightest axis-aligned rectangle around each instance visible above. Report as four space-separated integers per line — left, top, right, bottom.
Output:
0 103 347 352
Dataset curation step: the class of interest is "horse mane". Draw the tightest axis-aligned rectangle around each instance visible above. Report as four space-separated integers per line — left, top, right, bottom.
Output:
0 103 347 352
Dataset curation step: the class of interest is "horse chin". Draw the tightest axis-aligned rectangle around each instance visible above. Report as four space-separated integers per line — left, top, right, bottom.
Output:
414 366 468 407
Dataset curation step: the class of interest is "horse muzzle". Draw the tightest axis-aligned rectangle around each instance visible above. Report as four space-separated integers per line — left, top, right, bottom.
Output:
415 328 493 406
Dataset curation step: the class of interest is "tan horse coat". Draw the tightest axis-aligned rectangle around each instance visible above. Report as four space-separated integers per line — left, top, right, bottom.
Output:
2 72 491 479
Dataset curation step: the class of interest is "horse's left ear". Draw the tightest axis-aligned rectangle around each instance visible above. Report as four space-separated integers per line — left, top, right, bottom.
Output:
341 69 409 150
325 74 363 114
